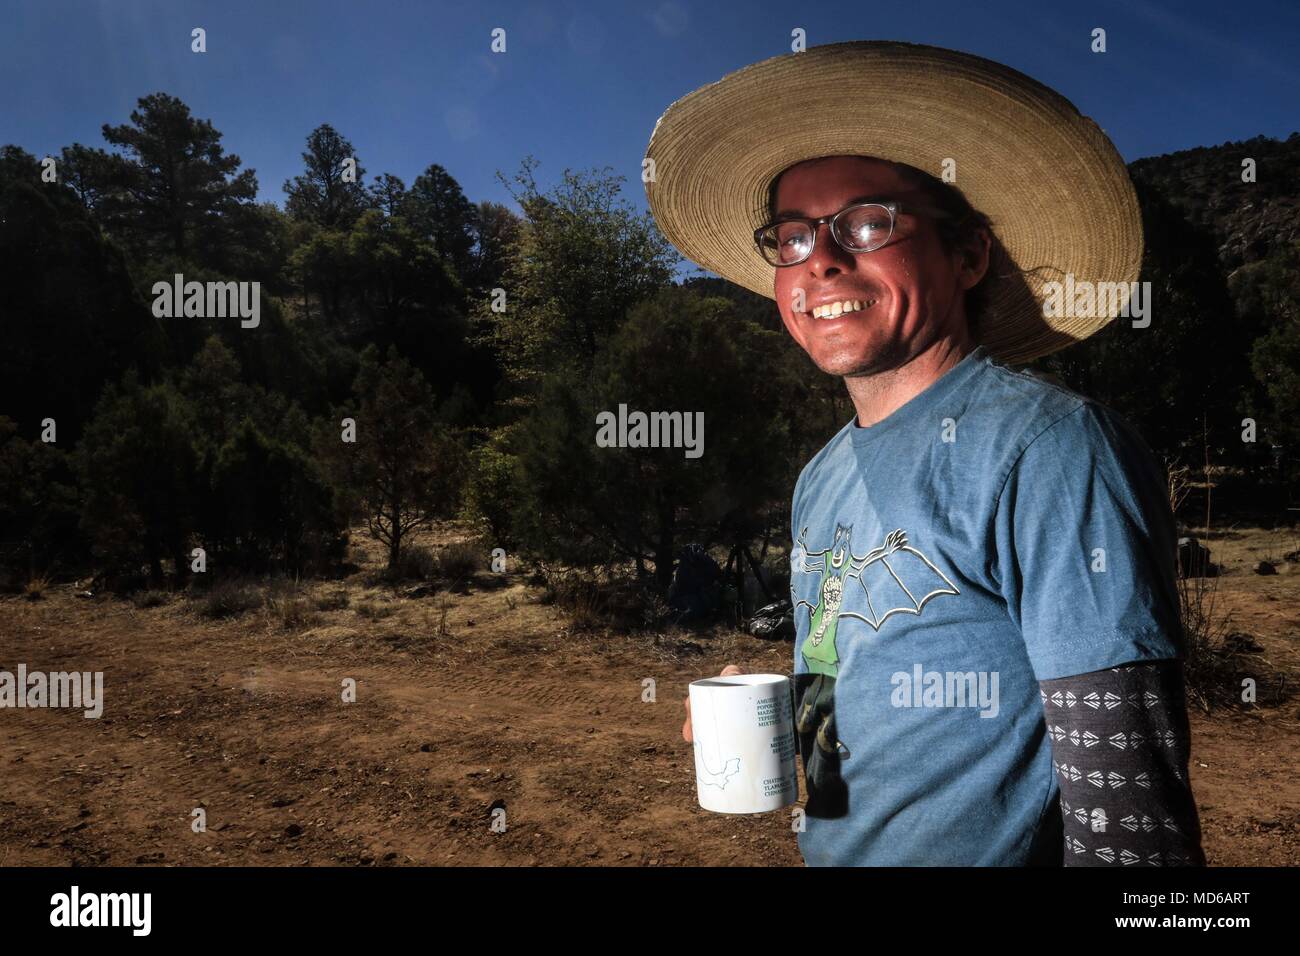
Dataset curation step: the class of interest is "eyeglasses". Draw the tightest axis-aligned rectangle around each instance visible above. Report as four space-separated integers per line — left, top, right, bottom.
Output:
753 200 951 267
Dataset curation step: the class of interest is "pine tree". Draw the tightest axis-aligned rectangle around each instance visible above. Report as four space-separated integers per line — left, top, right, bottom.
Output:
284 124 369 229
99 93 258 261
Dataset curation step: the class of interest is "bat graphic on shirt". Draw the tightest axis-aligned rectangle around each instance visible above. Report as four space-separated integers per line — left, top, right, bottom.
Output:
792 525 959 675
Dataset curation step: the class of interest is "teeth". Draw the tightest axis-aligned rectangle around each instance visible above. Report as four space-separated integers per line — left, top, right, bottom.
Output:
808 298 875 319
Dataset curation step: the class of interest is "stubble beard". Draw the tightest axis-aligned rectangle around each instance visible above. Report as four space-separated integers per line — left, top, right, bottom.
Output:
814 336 910 379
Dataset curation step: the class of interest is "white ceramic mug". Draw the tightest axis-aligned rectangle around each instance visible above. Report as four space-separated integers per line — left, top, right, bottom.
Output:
689 673 799 814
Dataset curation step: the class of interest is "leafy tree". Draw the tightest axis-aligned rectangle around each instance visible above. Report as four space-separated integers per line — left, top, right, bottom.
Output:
1032 183 1242 466
345 209 461 326
212 199 297 288
466 199 521 293
287 205 496 421
287 224 351 326
345 209 478 384
461 429 522 547
0 146 162 443
684 276 850 454
76 373 199 583
1241 243 1300 457
318 348 463 572
180 336 246 453
513 287 803 594
209 419 342 572
0 417 81 578
173 338 343 571
481 157 680 393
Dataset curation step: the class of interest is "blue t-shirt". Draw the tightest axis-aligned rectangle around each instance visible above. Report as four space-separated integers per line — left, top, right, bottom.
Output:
789 343 1184 866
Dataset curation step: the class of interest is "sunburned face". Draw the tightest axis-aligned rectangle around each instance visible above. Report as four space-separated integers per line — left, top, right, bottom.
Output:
771 155 984 377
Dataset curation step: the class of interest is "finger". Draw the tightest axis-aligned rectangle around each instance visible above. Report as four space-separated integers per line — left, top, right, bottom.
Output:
720 664 744 676
682 717 692 743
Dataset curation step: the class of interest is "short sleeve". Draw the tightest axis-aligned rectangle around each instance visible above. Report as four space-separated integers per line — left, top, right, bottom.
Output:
993 402 1185 681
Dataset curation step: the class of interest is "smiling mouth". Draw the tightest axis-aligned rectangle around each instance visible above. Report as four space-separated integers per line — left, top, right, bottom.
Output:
801 298 878 320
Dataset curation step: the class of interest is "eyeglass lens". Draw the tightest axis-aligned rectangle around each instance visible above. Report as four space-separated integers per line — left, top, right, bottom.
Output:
759 203 894 265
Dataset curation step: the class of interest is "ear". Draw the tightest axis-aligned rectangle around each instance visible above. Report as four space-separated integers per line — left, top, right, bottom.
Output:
956 225 991 292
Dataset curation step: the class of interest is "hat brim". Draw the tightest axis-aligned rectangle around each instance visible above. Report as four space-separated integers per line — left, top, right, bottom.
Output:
644 40 1142 365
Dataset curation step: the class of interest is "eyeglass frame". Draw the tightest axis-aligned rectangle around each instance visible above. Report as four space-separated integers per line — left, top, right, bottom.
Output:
753 199 954 267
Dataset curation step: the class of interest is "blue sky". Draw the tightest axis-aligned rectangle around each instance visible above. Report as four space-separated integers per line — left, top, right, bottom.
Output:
4 0 1297 223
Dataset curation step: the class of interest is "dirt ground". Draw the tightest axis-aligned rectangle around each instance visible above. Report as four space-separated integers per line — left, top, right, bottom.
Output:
1 524 1296 867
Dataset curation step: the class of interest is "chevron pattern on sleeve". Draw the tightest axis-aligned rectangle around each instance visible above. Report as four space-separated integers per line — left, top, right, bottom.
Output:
1038 659 1207 867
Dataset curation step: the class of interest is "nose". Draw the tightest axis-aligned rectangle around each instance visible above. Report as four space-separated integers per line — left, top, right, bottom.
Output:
804 220 852 279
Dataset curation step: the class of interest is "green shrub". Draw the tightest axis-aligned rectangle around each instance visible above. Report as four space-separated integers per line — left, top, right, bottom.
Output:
396 545 438 581
437 541 481 582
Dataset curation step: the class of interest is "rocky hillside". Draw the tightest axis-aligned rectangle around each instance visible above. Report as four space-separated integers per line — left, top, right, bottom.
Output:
1129 132 1300 275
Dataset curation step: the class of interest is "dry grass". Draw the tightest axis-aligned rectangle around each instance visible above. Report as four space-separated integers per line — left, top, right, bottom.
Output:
132 589 169 609
533 563 674 634
312 588 350 612
22 574 51 601
354 600 395 621
1167 457 1292 713
188 577 323 631
270 595 317 631
261 579 317 631
195 579 264 619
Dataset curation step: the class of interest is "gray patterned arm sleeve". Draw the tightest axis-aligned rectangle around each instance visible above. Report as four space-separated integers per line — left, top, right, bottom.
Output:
1039 659 1206 866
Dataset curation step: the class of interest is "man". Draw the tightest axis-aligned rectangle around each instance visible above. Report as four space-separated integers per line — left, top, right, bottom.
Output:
655 41 1205 866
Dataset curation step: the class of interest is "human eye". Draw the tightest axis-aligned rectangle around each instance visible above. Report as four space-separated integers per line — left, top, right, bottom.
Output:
839 206 893 249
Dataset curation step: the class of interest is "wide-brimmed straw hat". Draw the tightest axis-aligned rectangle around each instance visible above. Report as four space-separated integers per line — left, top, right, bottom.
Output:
643 40 1142 364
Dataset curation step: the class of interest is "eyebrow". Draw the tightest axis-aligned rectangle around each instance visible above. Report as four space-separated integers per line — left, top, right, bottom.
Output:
772 194 891 219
